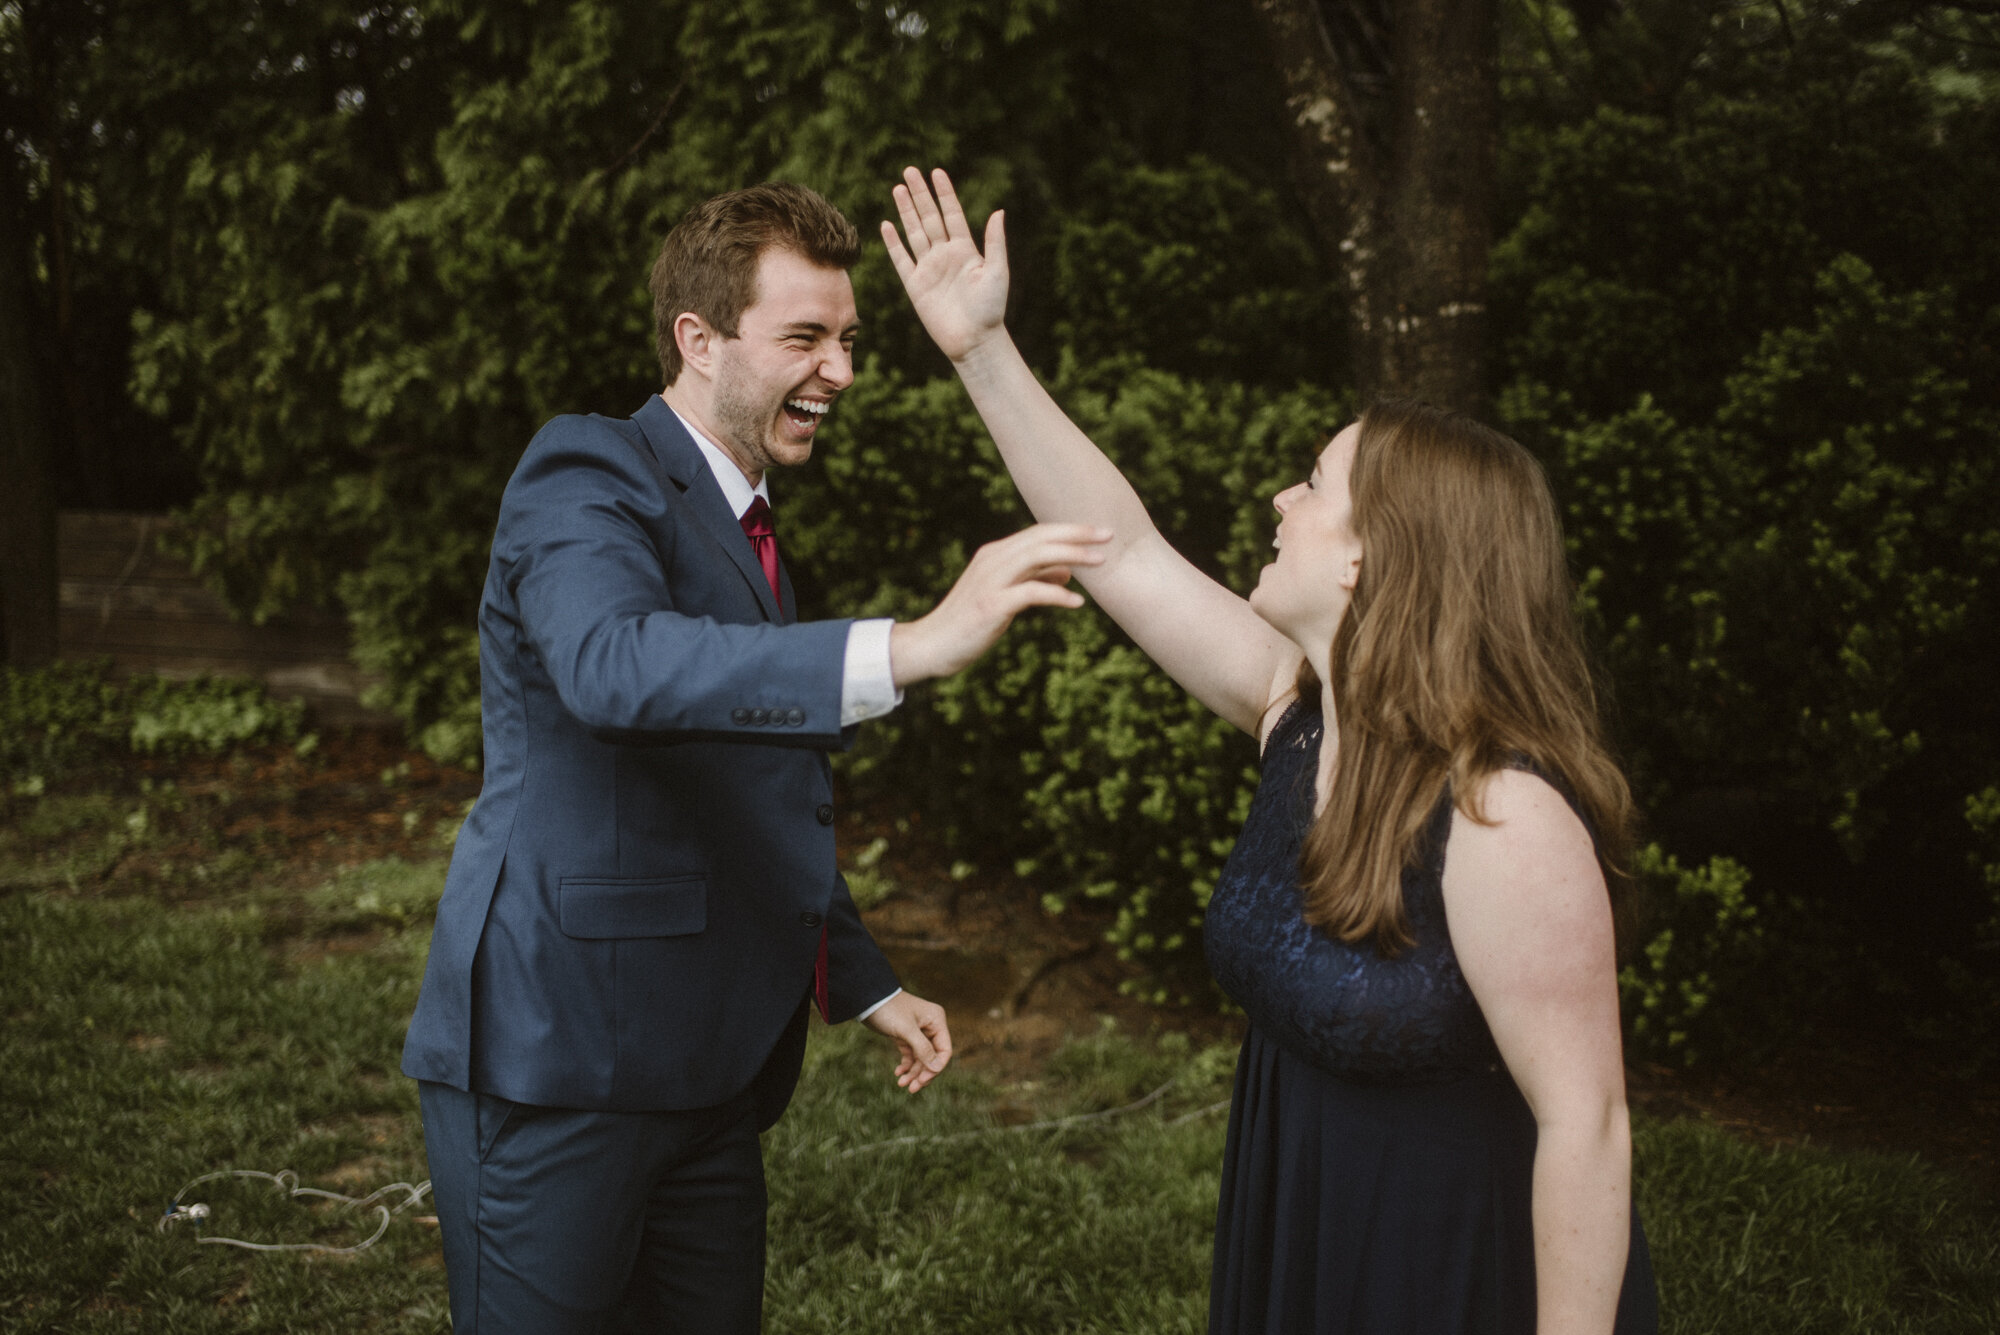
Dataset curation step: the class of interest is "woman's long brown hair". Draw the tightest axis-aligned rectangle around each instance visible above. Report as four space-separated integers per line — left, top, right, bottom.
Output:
1296 399 1635 953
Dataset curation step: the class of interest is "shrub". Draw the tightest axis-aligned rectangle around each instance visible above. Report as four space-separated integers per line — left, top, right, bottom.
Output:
1969 787 2000 919
1940 788 2000 1072
2 661 128 786
1618 845 1763 1065
125 676 307 758
1 663 307 789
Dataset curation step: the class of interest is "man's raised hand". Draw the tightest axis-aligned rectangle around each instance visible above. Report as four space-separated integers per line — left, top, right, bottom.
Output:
890 523 1111 688
881 166 1009 364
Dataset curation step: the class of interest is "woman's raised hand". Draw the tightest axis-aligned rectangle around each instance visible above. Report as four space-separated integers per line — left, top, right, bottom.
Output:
881 166 1010 363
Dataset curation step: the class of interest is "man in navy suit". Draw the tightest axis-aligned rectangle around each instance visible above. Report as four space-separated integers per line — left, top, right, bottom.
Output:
402 182 1105 1331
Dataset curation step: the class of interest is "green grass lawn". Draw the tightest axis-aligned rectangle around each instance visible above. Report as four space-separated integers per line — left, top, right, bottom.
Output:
3 850 1997 1332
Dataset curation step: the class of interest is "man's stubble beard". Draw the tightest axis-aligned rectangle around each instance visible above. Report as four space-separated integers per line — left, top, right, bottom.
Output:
710 370 785 477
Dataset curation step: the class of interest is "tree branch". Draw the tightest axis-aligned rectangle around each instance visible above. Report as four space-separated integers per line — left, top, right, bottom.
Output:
599 72 689 180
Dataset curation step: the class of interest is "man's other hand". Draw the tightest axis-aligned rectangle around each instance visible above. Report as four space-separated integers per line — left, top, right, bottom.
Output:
862 991 954 1092
889 523 1110 687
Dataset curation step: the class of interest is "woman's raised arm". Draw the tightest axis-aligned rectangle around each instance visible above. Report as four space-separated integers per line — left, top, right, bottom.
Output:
882 167 1300 736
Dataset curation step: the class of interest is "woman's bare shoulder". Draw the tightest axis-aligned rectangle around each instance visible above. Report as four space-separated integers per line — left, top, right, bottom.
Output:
1449 767 1598 889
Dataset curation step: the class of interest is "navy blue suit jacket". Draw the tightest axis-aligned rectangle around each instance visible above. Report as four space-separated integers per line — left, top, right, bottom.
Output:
402 396 900 1122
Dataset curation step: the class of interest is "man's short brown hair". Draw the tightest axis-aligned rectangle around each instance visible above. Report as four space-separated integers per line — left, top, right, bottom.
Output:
649 182 862 386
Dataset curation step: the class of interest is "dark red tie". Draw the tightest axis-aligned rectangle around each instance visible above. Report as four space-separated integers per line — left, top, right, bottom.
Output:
738 495 782 614
740 495 828 1017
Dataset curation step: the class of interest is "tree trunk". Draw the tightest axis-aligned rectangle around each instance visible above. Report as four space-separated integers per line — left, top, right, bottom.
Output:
1248 0 1497 414
0 140 60 668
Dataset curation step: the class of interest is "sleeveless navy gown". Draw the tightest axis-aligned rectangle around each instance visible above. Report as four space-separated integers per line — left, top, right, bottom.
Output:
1202 701 1659 1334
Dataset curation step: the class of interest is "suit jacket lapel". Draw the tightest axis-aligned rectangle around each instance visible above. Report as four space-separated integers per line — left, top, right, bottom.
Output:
776 561 797 627
634 396 785 624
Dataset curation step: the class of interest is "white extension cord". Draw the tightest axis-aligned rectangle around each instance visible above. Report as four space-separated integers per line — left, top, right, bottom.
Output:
157 1168 432 1254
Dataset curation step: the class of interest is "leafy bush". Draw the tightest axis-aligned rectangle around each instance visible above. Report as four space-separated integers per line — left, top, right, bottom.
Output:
1502 247 2000 1055
1618 845 1763 1065
1969 787 2000 923
1941 788 2000 1072
2 662 129 787
1512 257 1999 856
125 677 307 758
1 663 306 789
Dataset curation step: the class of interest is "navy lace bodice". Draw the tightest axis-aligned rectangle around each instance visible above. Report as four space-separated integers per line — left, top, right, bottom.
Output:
1204 700 1506 1084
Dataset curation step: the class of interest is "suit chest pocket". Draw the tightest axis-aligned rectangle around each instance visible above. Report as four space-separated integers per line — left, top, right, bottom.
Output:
558 875 707 938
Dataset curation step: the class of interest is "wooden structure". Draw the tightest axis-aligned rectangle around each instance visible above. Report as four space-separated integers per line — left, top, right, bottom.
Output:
57 511 391 726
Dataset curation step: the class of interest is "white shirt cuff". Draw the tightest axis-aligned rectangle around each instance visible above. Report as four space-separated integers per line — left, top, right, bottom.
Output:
839 618 903 727
854 988 901 1023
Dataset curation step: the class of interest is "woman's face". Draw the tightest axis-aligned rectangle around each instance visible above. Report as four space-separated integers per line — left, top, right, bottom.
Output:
1250 422 1364 647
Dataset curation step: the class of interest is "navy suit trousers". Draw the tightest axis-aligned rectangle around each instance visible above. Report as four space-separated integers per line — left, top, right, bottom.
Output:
420 1082 766 1333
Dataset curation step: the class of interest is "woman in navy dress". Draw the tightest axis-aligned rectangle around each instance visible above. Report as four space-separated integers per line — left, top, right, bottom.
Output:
884 168 1659 1334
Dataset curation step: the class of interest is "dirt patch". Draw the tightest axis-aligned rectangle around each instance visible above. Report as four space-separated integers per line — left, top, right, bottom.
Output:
18 728 481 903
850 802 1242 1085
279 924 392 967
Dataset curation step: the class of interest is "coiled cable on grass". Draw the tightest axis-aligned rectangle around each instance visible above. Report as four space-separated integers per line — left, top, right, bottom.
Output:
157 1169 432 1254
155 1085 1235 1247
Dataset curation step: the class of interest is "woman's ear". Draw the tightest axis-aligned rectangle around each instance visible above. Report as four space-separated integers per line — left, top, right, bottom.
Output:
1338 550 1362 592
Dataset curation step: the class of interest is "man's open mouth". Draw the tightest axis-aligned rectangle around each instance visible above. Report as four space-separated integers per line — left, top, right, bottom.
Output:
783 397 830 430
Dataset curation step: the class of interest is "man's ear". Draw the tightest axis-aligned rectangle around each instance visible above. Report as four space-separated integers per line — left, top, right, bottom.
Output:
674 312 716 379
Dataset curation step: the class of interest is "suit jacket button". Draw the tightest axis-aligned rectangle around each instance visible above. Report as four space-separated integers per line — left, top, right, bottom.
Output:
750 707 769 725
815 803 834 825
800 911 822 928
786 707 805 726
731 708 750 724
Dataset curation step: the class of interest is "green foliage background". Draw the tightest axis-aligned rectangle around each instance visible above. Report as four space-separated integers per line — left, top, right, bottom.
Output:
9 0 2000 1058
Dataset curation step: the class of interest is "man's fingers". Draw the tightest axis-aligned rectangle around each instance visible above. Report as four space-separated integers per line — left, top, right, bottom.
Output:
955 529 1110 612
979 523 1112 564
979 537 1111 583
1016 583 1087 610
902 1012 951 1091
986 582 1085 621
895 1030 938 1090
901 1028 938 1070
1034 541 1109 567
992 547 1104 579
925 1012 953 1068
1020 521 1115 545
